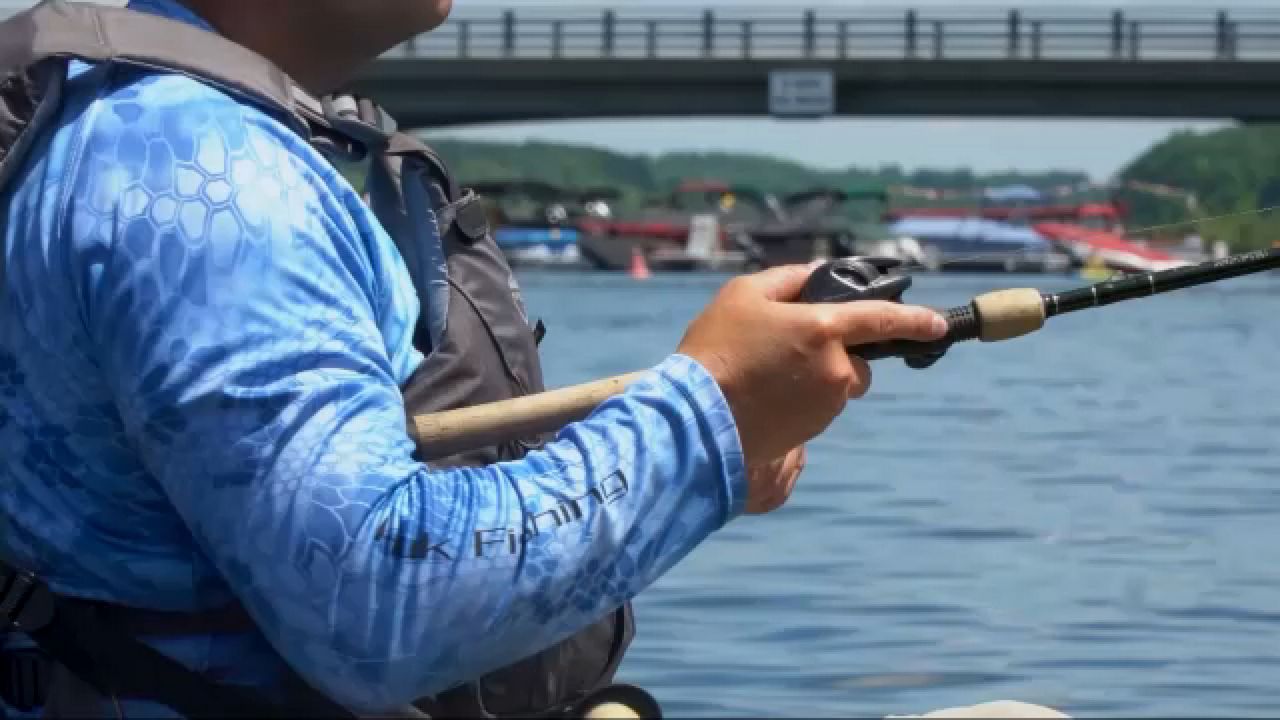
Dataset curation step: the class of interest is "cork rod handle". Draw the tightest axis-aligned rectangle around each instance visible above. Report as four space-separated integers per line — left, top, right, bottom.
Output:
409 371 647 460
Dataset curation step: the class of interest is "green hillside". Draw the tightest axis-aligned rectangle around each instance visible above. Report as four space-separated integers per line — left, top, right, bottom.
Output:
1116 125 1280 251
425 138 1087 218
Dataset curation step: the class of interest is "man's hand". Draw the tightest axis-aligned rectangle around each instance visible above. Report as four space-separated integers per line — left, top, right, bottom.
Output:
744 445 806 514
678 263 946 509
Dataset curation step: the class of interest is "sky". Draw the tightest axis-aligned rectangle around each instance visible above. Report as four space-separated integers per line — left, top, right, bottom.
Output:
428 0 1266 180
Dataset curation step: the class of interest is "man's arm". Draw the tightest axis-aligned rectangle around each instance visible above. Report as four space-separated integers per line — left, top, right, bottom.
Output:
71 93 746 710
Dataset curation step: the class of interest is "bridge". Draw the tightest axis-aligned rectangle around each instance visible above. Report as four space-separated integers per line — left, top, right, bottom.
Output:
350 5 1280 127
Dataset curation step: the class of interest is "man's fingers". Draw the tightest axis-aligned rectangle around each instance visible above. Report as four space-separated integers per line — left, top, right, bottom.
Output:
784 445 806 485
787 445 807 472
828 300 949 346
741 264 817 302
847 355 872 399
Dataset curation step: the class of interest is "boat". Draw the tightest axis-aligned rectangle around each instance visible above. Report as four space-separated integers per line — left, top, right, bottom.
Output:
884 216 1076 273
492 226 584 269
719 184 857 266
677 182 896 268
572 182 755 272
880 183 1199 273
769 186 896 263
470 180 591 270
882 183 1188 274
1034 222 1190 273
587 180 876 269
572 181 900 270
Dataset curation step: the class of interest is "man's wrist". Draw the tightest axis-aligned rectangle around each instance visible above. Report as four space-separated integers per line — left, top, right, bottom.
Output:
652 353 748 523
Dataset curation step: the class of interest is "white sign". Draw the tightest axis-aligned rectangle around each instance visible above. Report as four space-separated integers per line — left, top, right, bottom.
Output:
768 69 835 118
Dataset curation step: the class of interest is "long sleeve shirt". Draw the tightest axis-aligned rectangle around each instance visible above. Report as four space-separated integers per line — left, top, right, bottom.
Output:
0 0 746 712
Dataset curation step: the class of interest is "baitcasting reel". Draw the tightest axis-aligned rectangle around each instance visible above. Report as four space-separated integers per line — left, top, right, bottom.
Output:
800 256 952 369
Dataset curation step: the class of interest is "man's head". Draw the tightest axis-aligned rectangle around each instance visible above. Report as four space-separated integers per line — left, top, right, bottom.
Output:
182 0 453 93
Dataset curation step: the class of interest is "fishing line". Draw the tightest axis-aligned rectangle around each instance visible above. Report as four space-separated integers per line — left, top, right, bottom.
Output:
1124 204 1280 237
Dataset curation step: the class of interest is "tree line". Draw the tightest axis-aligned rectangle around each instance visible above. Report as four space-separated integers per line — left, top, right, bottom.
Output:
1115 124 1280 251
416 124 1280 251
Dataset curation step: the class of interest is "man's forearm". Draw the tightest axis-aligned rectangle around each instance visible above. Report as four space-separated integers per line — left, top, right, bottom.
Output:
202 355 744 711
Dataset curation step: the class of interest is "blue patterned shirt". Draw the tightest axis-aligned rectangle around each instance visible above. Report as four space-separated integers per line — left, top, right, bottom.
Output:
0 0 746 712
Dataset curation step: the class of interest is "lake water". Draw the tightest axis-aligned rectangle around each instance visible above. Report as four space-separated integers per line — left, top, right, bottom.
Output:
517 268 1280 718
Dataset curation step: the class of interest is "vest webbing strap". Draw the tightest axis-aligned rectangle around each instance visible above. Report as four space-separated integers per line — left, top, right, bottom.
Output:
0 561 359 718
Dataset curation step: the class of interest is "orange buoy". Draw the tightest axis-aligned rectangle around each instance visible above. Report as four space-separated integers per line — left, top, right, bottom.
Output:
629 246 651 280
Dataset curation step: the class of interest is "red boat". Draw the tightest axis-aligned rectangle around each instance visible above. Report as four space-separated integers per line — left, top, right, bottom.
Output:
882 190 1192 273
1034 222 1188 273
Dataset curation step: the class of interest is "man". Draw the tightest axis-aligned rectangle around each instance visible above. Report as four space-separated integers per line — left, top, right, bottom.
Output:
0 0 947 716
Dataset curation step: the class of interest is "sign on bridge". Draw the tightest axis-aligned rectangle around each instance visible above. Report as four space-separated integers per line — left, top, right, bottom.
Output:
767 69 835 118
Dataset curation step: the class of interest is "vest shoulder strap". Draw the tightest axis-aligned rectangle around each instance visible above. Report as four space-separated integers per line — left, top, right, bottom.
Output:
0 0 412 201
0 0 312 132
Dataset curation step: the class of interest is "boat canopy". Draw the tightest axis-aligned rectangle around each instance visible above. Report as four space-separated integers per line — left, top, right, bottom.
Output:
888 216 1052 250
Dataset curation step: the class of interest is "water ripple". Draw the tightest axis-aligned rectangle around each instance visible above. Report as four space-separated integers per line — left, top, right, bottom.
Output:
1189 443 1273 458
1021 657 1173 670
824 671 1024 692
1151 504 1280 518
521 271 1280 718
902 527 1037 541
879 406 1007 421
1153 605 1280 625
1025 473 1132 489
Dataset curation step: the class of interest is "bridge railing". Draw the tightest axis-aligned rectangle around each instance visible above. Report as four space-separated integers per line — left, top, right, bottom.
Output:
383 5 1280 61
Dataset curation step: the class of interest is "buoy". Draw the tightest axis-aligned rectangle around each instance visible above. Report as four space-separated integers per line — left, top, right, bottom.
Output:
629 246 651 280
1079 252 1111 281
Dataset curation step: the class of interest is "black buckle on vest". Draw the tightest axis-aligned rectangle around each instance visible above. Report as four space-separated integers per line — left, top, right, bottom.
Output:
321 95 395 154
0 567 55 634
452 190 490 244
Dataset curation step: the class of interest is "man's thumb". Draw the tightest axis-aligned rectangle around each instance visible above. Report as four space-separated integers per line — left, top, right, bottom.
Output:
744 263 819 302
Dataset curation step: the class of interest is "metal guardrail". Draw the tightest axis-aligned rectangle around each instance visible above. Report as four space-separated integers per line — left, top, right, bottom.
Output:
2 2 1275 63
383 5 1280 62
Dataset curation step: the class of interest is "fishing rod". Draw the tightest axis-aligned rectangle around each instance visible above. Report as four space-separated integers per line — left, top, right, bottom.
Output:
799 247 1280 368
409 249 1280 460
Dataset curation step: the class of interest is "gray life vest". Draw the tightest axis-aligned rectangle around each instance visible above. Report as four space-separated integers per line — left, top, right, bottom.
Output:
0 1 634 717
